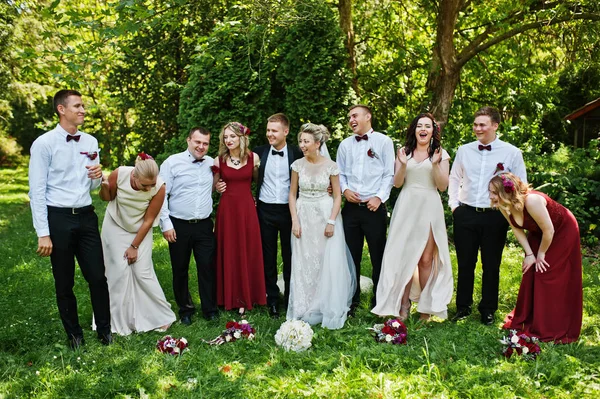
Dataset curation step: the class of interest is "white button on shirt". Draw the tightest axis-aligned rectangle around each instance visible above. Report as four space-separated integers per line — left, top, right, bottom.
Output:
259 145 290 204
448 138 527 209
336 129 395 203
159 150 214 232
28 124 102 237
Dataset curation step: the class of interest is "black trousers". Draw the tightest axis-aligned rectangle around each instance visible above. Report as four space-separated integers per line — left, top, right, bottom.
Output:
257 201 292 306
168 217 217 317
47 206 111 339
342 202 387 306
453 205 509 313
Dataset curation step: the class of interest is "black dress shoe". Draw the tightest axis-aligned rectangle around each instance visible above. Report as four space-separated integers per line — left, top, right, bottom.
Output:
451 307 472 322
68 336 85 350
204 312 218 321
180 315 192 326
481 312 495 326
347 303 359 318
268 305 280 319
98 333 113 346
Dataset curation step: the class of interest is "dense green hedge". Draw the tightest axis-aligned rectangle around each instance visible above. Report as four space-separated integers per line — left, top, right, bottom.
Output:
165 0 351 163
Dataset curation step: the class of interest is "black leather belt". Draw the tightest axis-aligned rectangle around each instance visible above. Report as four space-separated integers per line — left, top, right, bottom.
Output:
460 204 496 212
47 205 94 215
171 216 208 224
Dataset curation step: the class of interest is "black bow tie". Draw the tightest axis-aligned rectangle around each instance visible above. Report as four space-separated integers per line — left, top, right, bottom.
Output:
192 158 205 163
355 134 368 142
66 135 81 142
271 150 284 157
478 144 492 151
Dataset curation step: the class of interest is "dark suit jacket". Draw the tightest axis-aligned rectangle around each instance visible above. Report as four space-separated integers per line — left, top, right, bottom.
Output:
254 144 303 202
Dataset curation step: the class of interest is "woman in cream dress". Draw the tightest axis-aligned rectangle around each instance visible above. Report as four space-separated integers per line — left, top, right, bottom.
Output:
372 113 453 320
98 153 176 335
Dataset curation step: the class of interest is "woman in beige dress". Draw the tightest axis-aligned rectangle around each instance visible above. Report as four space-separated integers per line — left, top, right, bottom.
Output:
98 153 176 335
372 113 453 320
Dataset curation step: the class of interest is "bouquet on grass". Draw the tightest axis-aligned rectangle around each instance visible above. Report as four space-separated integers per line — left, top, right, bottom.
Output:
500 330 541 360
205 319 256 345
369 318 408 345
274 320 314 352
156 336 189 356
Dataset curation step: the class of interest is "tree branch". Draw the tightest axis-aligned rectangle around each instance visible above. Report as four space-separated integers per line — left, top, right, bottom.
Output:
456 12 600 69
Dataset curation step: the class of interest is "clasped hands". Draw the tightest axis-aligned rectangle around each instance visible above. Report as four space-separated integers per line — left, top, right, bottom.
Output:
343 190 381 212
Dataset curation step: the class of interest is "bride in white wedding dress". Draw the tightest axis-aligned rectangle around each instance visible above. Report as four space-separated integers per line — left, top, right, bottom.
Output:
287 123 356 329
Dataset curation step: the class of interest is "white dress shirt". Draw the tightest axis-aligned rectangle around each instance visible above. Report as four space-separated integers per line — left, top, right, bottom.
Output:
259 145 290 204
448 137 527 209
28 124 102 237
159 150 214 231
336 129 395 203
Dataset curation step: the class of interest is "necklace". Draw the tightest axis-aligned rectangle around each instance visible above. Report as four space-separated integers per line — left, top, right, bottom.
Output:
230 158 241 166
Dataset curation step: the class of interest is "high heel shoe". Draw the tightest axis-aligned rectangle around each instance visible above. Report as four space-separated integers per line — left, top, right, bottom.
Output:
399 300 411 321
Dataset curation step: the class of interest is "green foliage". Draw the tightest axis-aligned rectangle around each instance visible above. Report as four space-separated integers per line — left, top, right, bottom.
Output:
172 0 351 161
1 167 599 397
526 139 600 246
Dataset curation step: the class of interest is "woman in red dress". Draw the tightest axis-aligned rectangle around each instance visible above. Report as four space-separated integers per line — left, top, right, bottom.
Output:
489 173 582 343
213 122 266 312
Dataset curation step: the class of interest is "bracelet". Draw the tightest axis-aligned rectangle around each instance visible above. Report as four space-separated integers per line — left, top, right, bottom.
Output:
327 219 336 225
525 253 533 257
131 244 139 249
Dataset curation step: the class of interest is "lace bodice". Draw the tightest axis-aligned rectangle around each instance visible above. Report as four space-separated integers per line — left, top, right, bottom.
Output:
291 158 339 199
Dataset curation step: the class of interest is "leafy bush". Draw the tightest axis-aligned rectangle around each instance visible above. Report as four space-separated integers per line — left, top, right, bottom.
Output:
0 130 23 167
526 139 600 246
167 0 351 162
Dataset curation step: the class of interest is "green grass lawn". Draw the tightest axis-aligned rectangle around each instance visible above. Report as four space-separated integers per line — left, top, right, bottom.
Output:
1 166 599 398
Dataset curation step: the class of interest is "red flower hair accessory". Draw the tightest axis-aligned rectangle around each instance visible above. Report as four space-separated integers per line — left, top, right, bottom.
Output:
138 152 154 160
500 174 515 193
237 123 251 136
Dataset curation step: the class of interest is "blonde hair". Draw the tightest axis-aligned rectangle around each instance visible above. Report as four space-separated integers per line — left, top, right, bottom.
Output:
298 123 330 150
218 122 251 161
134 156 159 180
489 172 530 211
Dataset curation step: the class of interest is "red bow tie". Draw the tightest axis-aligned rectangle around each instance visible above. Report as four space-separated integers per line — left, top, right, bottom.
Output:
355 135 368 142
66 135 81 142
192 158 205 163
478 144 491 151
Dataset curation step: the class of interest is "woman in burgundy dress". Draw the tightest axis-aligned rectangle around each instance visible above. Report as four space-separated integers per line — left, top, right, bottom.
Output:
213 122 266 312
489 173 582 343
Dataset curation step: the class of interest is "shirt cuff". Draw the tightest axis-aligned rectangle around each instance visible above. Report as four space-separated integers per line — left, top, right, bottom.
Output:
36 228 50 238
160 219 174 232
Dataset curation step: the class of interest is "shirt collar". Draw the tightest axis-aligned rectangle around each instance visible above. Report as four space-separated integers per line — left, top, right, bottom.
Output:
56 123 80 139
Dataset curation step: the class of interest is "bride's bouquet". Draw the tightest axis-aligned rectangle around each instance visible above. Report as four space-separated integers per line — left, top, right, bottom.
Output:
369 318 408 345
500 330 541 360
275 320 314 352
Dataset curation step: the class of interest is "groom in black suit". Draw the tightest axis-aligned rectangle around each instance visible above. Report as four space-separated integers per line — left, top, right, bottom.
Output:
254 113 303 317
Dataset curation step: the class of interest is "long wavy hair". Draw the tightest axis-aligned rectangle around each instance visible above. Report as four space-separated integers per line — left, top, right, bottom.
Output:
403 112 441 159
489 172 530 212
218 122 251 162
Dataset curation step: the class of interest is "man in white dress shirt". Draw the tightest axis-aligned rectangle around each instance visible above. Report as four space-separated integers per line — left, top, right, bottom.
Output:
159 127 218 325
28 89 112 349
253 113 303 318
449 106 527 325
337 104 395 314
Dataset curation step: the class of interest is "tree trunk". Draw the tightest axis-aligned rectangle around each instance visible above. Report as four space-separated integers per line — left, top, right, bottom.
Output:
426 0 464 128
338 0 359 96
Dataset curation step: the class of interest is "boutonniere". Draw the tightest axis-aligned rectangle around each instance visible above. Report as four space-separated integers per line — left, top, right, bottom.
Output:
80 151 98 160
494 162 504 174
210 165 220 175
367 148 379 159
